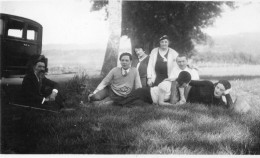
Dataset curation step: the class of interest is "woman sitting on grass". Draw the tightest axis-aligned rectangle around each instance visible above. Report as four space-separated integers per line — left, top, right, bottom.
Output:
185 80 233 108
116 71 192 107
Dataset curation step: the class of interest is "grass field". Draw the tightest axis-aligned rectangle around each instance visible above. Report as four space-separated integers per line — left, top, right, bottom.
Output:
1 65 260 154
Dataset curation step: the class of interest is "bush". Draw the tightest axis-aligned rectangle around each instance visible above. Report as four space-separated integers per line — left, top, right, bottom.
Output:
59 71 102 107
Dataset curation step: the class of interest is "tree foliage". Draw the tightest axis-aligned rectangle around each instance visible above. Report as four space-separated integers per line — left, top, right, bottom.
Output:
91 0 234 56
122 1 234 55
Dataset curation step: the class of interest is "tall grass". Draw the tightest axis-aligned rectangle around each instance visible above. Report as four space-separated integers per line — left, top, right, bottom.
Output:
2 69 260 154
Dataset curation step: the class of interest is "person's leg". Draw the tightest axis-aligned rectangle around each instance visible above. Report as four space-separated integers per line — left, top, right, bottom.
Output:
137 87 153 104
97 87 124 106
177 85 192 105
116 88 152 106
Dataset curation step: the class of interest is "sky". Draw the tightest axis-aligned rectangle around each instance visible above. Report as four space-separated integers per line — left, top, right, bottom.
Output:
203 1 260 36
1 0 260 47
0 0 109 48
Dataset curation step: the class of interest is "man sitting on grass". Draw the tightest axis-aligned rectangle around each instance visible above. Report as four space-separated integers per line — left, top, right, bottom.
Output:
21 55 74 112
88 53 142 106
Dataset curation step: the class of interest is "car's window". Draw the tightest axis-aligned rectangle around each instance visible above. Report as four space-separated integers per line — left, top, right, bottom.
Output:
0 19 3 35
7 19 24 38
27 24 38 40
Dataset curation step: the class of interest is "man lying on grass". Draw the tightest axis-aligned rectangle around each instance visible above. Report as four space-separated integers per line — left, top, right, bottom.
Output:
116 71 234 108
88 53 142 106
186 80 233 108
116 71 191 107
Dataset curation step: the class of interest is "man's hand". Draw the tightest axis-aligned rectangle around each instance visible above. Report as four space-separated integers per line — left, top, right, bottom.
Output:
224 88 232 95
147 78 153 87
88 93 94 102
45 97 50 102
176 99 186 105
49 91 57 101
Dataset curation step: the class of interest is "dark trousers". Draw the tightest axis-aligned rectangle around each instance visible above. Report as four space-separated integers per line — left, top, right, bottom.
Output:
90 86 125 102
116 87 153 107
23 86 65 110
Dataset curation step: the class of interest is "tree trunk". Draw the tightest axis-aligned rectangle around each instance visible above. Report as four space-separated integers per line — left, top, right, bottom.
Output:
101 0 122 76
130 35 139 62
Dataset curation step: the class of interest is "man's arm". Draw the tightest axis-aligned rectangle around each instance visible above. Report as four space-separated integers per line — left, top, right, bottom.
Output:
158 88 173 106
177 87 186 105
191 69 200 80
147 49 156 86
93 68 115 94
43 77 59 89
134 69 142 89
224 94 233 108
169 81 179 104
167 69 179 82
42 77 59 101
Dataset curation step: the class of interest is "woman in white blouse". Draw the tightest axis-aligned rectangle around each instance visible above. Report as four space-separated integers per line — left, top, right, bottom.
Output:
147 35 179 87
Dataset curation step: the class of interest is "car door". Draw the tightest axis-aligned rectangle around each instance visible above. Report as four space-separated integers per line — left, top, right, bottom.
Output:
3 18 26 72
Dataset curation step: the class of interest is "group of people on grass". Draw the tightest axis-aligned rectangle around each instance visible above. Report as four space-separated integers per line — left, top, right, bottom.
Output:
87 35 233 108
21 35 236 112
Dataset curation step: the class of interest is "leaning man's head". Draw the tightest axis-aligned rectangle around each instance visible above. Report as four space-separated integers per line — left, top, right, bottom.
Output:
176 71 191 88
120 52 132 70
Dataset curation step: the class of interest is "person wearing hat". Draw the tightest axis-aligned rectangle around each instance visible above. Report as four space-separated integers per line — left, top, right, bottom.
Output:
186 80 233 107
147 35 179 87
21 55 74 111
116 71 192 107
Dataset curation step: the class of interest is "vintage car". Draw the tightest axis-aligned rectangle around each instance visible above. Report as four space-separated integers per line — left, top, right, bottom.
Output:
0 13 46 78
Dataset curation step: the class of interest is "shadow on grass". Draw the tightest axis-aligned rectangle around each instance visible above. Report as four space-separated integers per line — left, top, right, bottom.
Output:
247 120 260 154
84 103 256 154
2 95 258 154
201 75 260 81
2 73 259 154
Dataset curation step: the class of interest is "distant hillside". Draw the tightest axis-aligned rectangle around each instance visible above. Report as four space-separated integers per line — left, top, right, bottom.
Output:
42 48 106 70
43 44 106 52
42 43 132 69
196 32 260 55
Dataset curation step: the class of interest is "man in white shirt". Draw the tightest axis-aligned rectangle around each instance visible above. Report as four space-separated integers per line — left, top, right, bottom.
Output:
168 54 200 104
169 54 199 80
